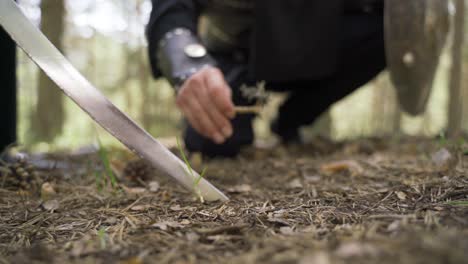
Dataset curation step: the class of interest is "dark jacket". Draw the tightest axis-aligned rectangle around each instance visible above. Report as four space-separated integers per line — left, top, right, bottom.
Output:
146 0 347 82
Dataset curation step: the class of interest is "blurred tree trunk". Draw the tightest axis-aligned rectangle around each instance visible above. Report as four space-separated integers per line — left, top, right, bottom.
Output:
447 0 465 138
371 73 401 135
135 0 153 130
462 3 468 134
463 60 468 133
139 48 152 130
31 0 66 142
123 46 135 113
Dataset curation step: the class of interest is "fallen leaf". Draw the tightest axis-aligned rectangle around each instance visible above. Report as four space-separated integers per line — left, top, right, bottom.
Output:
300 251 331 264
180 219 191 225
161 190 172 201
387 220 400 232
303 174 321 183
169 205 197 212
41 182 56 201
320 160 364 177
130 205 151 211
152 221 186 231
279 226 295 235
170 204 181 211
300 225 317 233
288 179 303 189
206 235 234 242
395 191 407 201
227 184 252 193
122 186 146 195
42 199 59 212
431 148 457 171
105 217 118 225
335 242 378 258
267 211 290 226
151 222 167 231
148 181 160 193
186 232 200 242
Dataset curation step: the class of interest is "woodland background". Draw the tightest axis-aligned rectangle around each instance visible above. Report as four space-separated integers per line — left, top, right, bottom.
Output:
14 0 468 151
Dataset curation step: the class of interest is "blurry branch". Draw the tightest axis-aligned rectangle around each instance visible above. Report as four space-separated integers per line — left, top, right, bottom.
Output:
447 0 465 138
234 106 263 114
236 81 268 114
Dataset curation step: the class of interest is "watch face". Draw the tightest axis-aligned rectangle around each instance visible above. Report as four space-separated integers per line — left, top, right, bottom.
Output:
184 43 207 58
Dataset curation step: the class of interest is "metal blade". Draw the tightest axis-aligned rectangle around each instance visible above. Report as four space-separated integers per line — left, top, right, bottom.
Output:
0 0 228 202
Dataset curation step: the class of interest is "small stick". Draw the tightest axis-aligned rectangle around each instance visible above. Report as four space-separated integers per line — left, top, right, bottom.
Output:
234 106 263 114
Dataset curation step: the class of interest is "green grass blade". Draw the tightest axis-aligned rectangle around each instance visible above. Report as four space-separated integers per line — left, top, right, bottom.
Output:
96 136 118 189
176 137 208 202
176 137 193 177
446 200 468 206
95 170 103 193
98 227 106 249
195 167 207 186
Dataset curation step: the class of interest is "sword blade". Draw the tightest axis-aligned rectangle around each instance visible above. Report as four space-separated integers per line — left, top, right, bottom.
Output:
0 0 228 202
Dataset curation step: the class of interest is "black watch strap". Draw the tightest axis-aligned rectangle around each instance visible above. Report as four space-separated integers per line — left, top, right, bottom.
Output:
157 28 216 91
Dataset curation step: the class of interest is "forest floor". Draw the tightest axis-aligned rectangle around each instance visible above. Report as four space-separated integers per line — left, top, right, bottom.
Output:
0 137 468 264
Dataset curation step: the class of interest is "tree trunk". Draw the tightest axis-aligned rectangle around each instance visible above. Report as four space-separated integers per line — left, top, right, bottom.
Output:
139 48 152 130
447 0 465 138
31 0 66 142
463 60 468 133
372 73 401 135
462 4 468 134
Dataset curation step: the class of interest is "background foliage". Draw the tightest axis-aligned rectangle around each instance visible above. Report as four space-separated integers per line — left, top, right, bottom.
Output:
15 0 468 151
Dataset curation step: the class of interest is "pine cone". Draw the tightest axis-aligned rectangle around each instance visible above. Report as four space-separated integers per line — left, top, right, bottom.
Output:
123 159 153 183
1 159 41 190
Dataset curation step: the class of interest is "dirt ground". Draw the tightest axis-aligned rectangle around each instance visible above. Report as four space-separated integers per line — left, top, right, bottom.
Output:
1 137 468 264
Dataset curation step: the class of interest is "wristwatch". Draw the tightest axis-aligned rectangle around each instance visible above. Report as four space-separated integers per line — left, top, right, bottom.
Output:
157 28 216 91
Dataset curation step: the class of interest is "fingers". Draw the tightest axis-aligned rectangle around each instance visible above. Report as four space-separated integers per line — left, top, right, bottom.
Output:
176 67 235 144
205 68 236 119
176 77 209 137
199 68 234 137
193 89 232 141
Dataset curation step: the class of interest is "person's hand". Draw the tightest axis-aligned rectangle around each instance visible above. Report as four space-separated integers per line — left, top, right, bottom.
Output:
176 67 236 144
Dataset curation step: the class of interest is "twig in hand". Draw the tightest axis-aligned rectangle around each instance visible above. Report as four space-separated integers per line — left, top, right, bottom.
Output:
236 81 268 115
240 81 268 103
234 106 263 114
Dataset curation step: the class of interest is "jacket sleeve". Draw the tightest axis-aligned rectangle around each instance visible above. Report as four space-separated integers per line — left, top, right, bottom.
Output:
146 0 201 79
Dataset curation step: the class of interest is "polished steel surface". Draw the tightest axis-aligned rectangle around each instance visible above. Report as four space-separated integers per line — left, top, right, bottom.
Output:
0 0 228 201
